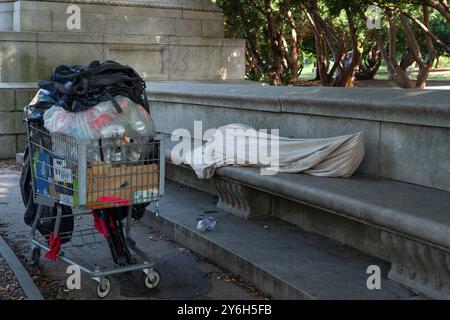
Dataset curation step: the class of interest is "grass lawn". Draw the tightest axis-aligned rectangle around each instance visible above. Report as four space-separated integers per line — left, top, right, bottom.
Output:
298 68 316 81
297 65 450 81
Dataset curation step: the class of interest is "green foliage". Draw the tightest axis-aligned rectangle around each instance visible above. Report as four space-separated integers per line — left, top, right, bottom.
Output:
429 10 450 58
216 0 449 85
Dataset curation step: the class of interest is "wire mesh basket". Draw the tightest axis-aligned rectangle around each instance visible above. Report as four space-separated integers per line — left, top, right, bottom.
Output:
26 122 165 209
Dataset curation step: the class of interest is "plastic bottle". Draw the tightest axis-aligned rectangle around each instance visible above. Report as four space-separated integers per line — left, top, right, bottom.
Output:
196 217 217 231
100 125 126 139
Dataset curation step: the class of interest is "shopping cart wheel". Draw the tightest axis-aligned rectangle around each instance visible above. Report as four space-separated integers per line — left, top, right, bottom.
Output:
27 246 41 267
143 269 161 289
96 277 111 299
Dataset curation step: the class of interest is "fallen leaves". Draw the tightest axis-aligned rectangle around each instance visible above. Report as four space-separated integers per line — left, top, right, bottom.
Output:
211 271 271 300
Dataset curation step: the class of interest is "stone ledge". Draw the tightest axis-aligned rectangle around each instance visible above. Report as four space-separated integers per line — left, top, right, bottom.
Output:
217 166 450 250
168 36 243 47
0 82 36 89
0 31 233 45
0 30 36 41
163 135 450 250
147 82 450 129
147 82 450 191
0 31 240 46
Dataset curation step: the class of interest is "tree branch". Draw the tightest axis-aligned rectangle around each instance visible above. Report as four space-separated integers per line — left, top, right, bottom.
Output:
402 10 450 55
399 13 426 68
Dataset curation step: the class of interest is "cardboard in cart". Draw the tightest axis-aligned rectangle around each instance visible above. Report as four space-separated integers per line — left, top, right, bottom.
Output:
86 161 159 208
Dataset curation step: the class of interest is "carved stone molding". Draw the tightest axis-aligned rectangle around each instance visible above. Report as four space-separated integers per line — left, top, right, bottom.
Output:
0 0 223 12
381 231 450 299
214 179 271 219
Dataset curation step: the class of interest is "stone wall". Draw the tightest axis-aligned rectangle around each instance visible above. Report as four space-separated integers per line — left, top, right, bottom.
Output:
0 1 223 35
0 83 35 159
0 0 246 81
146 82 450 192
0 32 245 82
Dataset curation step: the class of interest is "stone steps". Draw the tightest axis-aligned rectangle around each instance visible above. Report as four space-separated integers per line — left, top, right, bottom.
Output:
146 82 450 299
162 127 450 298
143 180 421 300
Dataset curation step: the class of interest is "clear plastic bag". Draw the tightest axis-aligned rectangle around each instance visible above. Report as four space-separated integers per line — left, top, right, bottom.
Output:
43 96 155 141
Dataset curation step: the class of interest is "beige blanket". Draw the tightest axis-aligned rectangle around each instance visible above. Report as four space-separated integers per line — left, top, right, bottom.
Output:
177 123 365 179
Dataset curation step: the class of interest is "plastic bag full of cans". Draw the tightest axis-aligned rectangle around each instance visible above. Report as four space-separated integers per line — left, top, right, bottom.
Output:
43 95 156 163
43 95 155 140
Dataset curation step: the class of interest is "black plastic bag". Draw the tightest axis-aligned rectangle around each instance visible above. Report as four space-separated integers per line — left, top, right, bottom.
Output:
39 60 150 114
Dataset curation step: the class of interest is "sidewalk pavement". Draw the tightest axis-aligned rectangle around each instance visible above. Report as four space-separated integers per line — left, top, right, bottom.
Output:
0 162 267 300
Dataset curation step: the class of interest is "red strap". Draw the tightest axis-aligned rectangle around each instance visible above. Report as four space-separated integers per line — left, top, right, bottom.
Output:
93 211 110 237
45 232 61 261
97 196 130 206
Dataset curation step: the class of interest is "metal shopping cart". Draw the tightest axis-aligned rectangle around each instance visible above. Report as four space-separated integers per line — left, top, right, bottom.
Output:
24 118 165 298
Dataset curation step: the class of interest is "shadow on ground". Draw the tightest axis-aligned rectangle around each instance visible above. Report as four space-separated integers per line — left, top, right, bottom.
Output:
120 251 212 299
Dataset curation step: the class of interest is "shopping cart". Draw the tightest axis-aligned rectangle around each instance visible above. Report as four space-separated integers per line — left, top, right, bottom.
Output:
24 118 165 298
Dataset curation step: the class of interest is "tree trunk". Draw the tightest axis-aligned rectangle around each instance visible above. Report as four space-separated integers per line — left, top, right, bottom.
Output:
435 55 440 68
423 0 450 23
371 18 414 89
315 34 332 86
399 6 436 88
314 62 321 80
302 5 332 86
264 0 283 85
335 8 361 87
243 31 266 76
416 6 437 88
286 10 300 83
302 1 346 86
356 43 382 80
400 50 415 71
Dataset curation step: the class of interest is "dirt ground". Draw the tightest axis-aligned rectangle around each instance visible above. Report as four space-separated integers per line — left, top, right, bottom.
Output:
0 249 27 300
